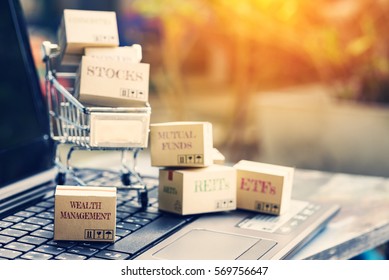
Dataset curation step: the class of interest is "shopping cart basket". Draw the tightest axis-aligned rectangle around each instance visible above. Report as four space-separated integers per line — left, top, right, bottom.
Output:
41 41 151 208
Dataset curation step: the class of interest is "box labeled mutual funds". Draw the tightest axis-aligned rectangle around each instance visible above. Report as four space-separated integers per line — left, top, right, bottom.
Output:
158 165 236 215
54 185 116 242
234 160 294 215
150 122 213 167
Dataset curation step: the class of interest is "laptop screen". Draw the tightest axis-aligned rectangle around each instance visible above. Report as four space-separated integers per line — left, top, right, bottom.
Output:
0 0 55 188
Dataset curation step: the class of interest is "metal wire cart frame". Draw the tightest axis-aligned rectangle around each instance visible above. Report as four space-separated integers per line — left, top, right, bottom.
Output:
41 41 151 208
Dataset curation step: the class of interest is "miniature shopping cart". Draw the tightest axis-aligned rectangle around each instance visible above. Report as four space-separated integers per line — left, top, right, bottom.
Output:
41 41 151 208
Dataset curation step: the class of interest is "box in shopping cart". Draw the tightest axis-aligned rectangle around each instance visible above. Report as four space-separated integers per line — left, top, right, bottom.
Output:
57 9 119 65
150 122 214 167
75 56 150 107
54 185 117 242
84 45 142 63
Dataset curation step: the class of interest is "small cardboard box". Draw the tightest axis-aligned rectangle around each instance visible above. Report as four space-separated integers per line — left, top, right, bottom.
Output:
76 56 150 107
54 185 117 242
84 45 142 63
158 165 236 215
212 148 225 165
234 160 294 215
150 122 213 167
57 9 119 64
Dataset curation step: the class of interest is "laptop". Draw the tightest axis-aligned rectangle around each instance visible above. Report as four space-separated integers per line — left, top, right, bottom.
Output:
0 0 339 260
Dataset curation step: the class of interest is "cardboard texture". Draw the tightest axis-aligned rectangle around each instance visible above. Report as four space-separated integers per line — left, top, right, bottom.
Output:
58 9 119 65
234 160 294 215
84 45 142 63
150 122 213 167
158 165 236 215
54 185 117 242
75 56 149 107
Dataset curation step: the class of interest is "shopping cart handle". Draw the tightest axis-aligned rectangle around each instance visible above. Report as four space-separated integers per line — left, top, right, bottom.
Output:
41 41 60 61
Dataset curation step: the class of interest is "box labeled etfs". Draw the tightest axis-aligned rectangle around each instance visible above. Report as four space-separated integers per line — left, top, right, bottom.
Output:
54 185 117 242
234 160 294 215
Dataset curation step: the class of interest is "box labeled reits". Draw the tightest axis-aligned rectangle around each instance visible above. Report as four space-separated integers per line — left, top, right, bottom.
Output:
159 165 236 215
54 185 117 242
76 56 150 107
58 9 119 65
150 122 213 167
234 160 294 215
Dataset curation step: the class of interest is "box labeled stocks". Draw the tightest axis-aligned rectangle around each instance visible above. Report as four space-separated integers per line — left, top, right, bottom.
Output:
234 160 294 215
75 56 150 107
58 9 119 65
54 185 116 242
159 165 236 215
150 122 213 167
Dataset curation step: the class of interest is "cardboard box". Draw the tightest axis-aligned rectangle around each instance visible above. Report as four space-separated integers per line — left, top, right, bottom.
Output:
57 9 119 65
158 165 236 215
234 160 294 215
212 148 225 165
75 56 150 107
150 122 213 167
54 185 117 242
84 45 142 63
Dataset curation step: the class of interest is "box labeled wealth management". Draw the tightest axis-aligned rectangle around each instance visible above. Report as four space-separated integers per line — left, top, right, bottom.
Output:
150 122 213 167
54 185 117 242
75 56 149 107
158 165 236 215
234 160 294 215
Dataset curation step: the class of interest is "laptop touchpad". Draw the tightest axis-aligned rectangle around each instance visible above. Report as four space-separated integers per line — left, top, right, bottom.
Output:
153 229 259 260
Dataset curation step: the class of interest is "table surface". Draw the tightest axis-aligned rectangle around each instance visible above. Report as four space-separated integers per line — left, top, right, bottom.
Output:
65 147 389 260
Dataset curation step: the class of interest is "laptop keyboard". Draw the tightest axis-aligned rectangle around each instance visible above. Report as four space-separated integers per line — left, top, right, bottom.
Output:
0 170 191 260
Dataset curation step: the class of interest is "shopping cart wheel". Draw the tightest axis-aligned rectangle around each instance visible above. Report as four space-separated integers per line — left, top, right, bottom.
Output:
121 173 131 186
55 172 66 185
139 189 148 209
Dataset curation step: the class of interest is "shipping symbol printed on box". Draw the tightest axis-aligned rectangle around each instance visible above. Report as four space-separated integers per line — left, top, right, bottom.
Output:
150 122 213 167
234 160 294 215
54 185 117 242
158 165 237 215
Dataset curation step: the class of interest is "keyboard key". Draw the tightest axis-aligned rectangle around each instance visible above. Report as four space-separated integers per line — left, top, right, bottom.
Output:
55 253 86 260
117 205 139 214
94 250 130 260
0 228 28 238
36 212 54 220
116 222 141 231
0 221 13 228
46 240 75 249
25 206 45 213
31 229 53 239
79 242 110 250
116 211 131 220
18 236 47 245
21 251 52 260
5 242 35 252
35 245 66 255
115 229 132 237
124 217 151 226
23 217 51 226
3 216 24 223
11 223 40 232
133 212 160 220
0 234 15 245
43 224 54 231
14 211 35 218
36 201 54 209
0 248 22 259
67 246 98 257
